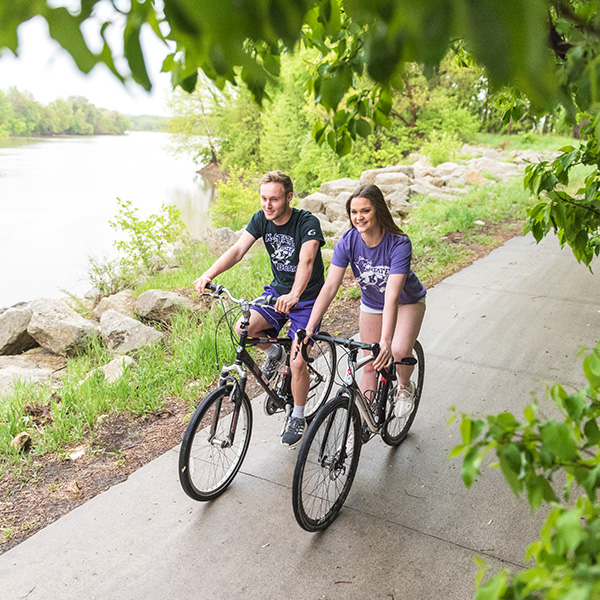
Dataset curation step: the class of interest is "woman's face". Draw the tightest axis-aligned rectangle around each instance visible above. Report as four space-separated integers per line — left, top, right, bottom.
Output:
350 196 380 236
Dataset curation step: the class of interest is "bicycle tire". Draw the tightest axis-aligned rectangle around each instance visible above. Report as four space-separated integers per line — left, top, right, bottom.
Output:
292 392 362 531
381 340 425 446
304 334 337 421
179 385 252 501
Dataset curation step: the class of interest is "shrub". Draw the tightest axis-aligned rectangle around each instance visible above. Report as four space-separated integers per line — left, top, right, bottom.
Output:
211 167 259 231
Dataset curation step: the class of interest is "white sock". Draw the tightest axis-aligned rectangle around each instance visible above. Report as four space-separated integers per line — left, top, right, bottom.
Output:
292 405 305 420
263 344 280 358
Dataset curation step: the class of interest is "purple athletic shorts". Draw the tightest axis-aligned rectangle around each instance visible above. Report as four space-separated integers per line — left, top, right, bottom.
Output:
250 285 320 340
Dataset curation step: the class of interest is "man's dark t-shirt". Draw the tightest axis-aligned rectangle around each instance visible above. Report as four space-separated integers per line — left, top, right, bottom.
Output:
245 208 325 302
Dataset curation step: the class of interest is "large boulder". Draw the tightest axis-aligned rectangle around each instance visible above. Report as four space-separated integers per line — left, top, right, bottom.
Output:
0 348 66 393
466 156 520 179
135 290 195 322
205 227 242 257
377 183 411 198
0 304 38 355
387 190 412 218
324 200 347 223
318 178 360 197
27 299 100 356
100 310 164 354
92 289 137 320
360 165 414 185
372 172 411 187
83 355 135 384
298 192 330 214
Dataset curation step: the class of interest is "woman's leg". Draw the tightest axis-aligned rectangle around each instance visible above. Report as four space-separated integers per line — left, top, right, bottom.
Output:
358 310 383 396
391 301 425 386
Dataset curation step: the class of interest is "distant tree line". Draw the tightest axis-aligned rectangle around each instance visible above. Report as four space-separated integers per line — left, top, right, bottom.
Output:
126 114 169 132
0 87 129 136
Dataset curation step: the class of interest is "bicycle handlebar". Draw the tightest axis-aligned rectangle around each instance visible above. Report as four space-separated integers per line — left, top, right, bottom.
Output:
297 329 379 364
203 282 276 308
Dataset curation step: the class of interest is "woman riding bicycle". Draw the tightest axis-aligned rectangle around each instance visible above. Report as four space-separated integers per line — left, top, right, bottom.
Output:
304 184 426 419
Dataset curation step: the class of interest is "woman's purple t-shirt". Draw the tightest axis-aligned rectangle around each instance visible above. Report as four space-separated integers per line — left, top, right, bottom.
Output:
331 228 426 310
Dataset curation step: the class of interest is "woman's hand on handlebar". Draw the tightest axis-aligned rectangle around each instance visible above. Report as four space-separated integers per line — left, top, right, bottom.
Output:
372 340 393 371
296 328 313 363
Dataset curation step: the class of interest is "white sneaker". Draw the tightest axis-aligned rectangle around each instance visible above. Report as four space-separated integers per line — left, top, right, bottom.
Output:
394 382 415 418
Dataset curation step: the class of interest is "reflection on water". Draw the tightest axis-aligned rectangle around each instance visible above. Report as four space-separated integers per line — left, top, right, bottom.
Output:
0 132 214 307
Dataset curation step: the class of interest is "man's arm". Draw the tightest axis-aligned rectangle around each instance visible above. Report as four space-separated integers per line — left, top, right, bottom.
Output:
274 239 320 313
194 231 257 294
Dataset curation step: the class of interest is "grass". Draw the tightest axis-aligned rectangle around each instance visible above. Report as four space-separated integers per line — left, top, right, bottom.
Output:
473 131 577 152
405 176 534 286
0 134 557 467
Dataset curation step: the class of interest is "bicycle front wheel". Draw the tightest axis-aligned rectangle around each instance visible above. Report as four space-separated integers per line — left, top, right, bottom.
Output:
292 392 362 531
304 334 337 421
179 385 252 501
382 340 425 446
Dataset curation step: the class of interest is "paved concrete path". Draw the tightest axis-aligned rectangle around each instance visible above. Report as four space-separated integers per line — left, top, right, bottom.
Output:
1 235 598 600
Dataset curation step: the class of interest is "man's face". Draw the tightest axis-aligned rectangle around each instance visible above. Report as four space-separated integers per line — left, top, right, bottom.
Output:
260 182 291 222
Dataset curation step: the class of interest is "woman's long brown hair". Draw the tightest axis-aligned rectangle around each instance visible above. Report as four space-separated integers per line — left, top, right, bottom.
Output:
346 184 405 236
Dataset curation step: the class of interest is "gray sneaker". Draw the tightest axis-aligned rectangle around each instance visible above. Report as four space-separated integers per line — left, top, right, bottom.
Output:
281 416 305 448
261 345 284 382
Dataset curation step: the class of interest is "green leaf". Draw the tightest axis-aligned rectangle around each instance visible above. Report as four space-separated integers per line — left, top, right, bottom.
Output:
499 446 523 496
462 447 483 487
335 131 352 156
540 421 579 462
124 18 152 90
564 390 587 422
45 7 97 74
319 66 352 111
355 118 371 138
584 419 600 446
583 349 600 390
474 571 507 600
554 508 585 554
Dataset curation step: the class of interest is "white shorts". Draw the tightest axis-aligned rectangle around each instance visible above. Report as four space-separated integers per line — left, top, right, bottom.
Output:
360 295 426 314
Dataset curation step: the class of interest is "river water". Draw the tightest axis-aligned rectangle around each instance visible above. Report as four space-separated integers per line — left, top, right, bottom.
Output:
0 132 213 308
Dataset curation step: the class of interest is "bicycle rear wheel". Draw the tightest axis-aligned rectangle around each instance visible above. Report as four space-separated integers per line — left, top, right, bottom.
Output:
179 385 252 501
292 392 361 531
382 340 424 446
304 334 337 421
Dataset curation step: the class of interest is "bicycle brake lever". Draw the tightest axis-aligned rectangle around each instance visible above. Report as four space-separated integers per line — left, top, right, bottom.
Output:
296 329 314 363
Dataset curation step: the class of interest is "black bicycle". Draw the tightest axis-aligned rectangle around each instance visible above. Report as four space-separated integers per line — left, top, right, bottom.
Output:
179 283 337 501
292 330 424 531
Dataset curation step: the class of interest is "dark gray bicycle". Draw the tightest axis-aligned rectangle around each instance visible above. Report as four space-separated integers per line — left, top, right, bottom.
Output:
292 330 424 531
179 284 337 501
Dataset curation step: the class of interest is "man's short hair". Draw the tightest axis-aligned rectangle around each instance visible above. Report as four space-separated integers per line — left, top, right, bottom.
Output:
259 170 293 197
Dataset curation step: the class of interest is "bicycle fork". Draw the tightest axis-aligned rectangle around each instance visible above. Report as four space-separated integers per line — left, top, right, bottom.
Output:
211 363 248 448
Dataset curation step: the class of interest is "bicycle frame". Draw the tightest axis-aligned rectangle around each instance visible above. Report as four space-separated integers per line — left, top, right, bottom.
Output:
215 304 294 446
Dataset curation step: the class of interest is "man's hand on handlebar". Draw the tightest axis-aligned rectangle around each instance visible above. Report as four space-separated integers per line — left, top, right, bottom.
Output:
194 275 213 295
274 292 299 314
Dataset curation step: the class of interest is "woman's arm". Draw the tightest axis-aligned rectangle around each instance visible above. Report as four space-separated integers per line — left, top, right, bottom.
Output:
305 264 346 336
372 273 406 370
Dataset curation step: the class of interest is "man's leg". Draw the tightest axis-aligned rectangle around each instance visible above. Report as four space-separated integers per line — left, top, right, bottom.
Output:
280 302 317 447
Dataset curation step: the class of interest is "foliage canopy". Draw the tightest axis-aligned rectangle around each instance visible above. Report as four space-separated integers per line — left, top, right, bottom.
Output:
3 1 600 147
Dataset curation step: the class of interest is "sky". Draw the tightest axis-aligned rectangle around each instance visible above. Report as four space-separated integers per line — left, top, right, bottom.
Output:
0 14 173 116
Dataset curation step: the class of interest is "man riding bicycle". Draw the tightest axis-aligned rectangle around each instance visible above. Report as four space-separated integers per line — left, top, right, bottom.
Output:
194 170 325 447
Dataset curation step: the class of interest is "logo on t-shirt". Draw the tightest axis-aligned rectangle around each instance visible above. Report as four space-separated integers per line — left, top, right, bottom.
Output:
355 256 389 293
307 229 317 236
265 232 296 272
